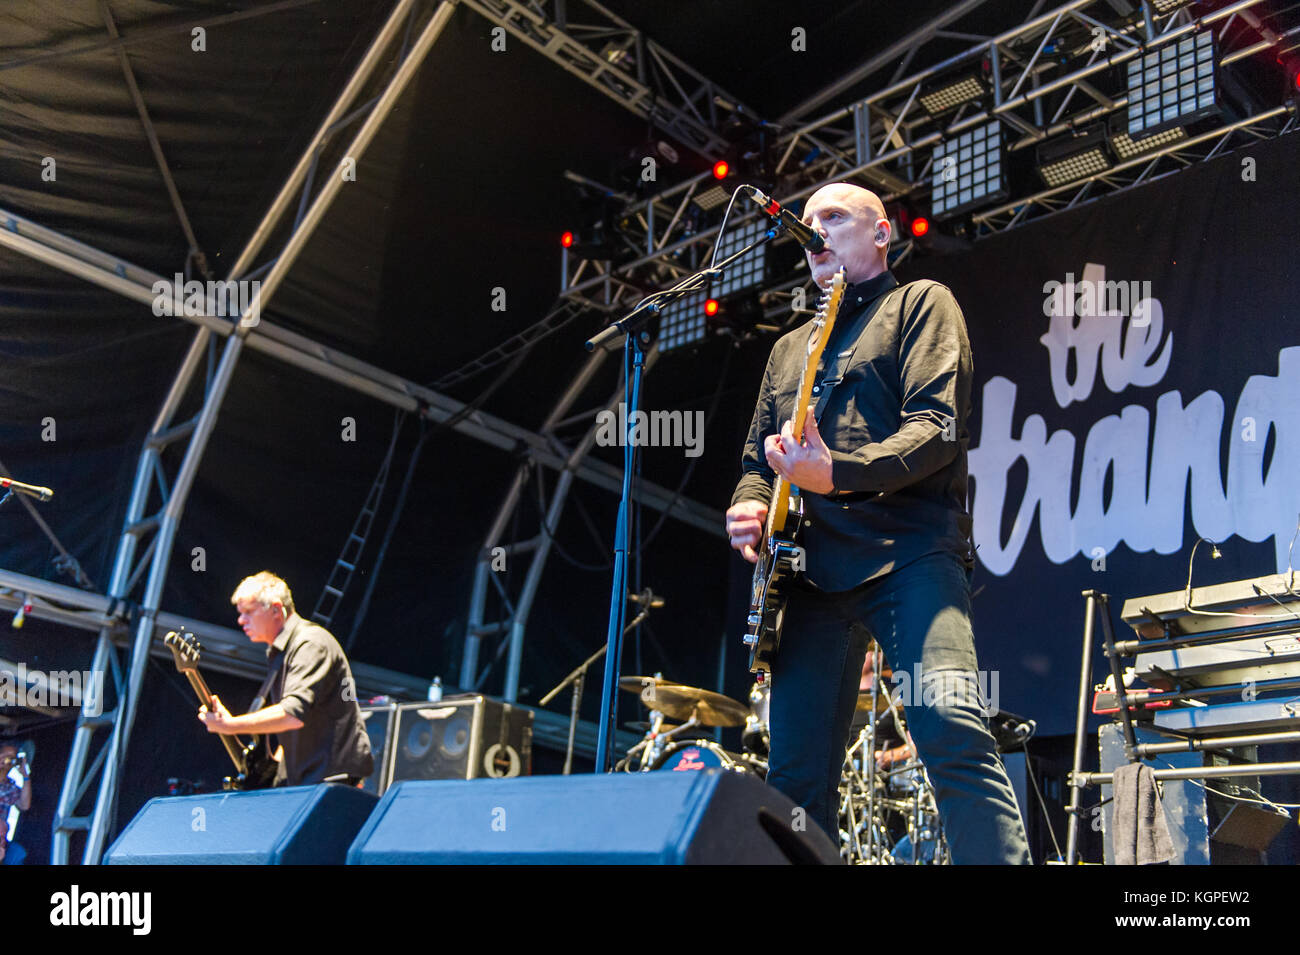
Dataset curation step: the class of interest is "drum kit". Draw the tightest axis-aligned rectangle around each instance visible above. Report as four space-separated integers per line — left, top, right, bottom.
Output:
840 643 949 865
614 675 767 775
614 655 950 865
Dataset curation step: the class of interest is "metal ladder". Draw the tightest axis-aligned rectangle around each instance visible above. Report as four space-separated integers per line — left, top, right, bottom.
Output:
310 412 403 628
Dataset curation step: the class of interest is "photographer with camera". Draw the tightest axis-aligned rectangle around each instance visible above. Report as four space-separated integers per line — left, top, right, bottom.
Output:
0 743 30 814
0 742 31 865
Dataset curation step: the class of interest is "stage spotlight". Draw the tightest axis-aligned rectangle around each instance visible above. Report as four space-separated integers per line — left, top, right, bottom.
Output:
657 291 709 353
704 298 720 317
930 121 1006 220
1106 111 1186 160
1126 30 1220 138
712 216 769 298
919 69 988 117
712 160 730 180
1150 0 1191 12
1281 51 1300 92
1036 124 1112 187
561 231 574 248
910 216 930 238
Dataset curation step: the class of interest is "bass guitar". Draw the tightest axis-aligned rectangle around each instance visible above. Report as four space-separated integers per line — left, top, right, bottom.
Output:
164 629 278 790
743 267 847 674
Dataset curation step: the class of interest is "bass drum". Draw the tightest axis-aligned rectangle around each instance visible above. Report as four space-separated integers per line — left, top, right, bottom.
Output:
650 739 752 774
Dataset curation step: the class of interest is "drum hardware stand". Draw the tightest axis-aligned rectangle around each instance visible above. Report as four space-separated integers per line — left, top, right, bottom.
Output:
540 601 654 774
619 713 702 771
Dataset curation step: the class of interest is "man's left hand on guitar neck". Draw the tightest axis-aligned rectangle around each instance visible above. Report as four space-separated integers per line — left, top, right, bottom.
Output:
764 408 836 496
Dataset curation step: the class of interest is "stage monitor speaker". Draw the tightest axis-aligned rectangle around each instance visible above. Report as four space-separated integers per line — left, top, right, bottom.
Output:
388 694 532 783
347 769 841 864
359 702 396 795
104 783 378 865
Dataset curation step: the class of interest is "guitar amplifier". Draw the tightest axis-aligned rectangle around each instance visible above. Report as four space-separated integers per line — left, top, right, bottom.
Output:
387 694 532 783
358 702 397 796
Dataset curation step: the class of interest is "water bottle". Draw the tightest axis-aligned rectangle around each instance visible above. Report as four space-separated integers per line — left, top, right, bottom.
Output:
426 676 443 702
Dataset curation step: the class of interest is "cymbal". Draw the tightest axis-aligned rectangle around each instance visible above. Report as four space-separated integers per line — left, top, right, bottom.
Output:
619 676 672 694
855 690 895 717
640 683 748 727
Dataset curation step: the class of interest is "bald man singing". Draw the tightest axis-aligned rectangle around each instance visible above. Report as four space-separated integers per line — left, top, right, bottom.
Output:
726 183 1030 863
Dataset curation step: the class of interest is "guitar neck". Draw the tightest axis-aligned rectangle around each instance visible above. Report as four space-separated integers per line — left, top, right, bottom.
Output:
763 270 845 542
182 667 249 776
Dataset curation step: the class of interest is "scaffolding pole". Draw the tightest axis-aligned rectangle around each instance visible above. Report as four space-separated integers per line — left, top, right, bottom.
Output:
49 0 453 864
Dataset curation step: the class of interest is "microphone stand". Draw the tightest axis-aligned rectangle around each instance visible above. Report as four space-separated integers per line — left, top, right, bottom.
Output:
539 604 653 774
586 223 783 772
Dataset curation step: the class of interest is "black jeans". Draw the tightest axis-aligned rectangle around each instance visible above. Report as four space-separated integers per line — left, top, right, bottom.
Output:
765 552 1031 864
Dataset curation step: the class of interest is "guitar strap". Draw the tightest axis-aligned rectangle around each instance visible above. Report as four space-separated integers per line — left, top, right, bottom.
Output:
250 648 286 713
812 286 903 422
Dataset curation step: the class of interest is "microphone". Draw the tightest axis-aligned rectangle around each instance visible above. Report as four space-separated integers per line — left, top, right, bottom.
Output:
742 185 825 254
0 477 53 502
628 589 665 609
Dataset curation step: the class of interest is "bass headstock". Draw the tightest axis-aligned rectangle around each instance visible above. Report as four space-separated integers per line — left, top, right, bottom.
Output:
163 629 202 674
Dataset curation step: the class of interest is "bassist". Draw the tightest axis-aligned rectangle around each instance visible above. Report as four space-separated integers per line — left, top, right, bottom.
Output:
724 183 1029 862
198 571 373 788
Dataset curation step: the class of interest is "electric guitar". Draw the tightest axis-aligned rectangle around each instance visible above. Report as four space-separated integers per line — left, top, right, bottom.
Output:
743 267 847 674
163 630 278 790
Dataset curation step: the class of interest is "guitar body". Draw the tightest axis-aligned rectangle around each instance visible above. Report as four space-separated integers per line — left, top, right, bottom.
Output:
745 487 802 673
165 630 278 791
742 268 847 675
224 738 279 791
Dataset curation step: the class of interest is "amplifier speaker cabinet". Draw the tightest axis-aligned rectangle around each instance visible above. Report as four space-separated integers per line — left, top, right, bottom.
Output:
387 694 532 783
358 702 397 796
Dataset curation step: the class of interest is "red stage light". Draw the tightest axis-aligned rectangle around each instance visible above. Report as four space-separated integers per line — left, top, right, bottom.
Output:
704 298 720 316
712 160 729 180
910 217 930 238
561 231 574 248
1278 52 1300 91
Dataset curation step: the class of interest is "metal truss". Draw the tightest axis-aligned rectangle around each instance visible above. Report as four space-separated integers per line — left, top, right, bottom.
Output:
11 0 457 865
0 193 722 538
462 347 614 701
456 0 757 155
0 1 729 861
973 104 1297 233
547 0 1298 318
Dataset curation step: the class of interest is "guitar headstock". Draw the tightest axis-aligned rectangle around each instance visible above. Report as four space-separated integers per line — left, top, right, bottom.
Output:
806 266 847 356
816 267 846 324
163 629 202 674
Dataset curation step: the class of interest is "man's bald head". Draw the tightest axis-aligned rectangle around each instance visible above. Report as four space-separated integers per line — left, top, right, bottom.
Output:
802 182 891 285
809 182 887 223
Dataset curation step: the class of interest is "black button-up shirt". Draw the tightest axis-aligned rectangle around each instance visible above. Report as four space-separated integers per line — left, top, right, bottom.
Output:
731 270 974 592
266 613 374 786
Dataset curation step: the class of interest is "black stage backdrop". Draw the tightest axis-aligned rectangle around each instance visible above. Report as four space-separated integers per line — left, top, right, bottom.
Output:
895 132 1299 734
